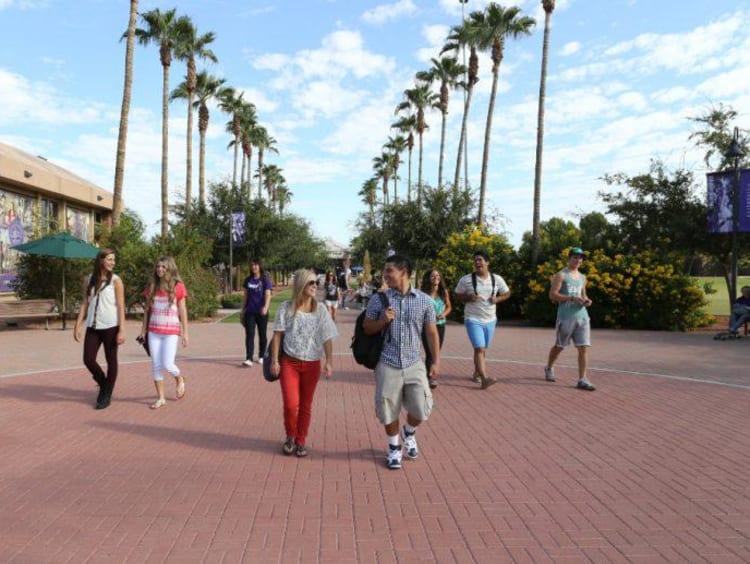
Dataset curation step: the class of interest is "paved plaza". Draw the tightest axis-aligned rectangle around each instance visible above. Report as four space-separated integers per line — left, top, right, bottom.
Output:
0 309 748 563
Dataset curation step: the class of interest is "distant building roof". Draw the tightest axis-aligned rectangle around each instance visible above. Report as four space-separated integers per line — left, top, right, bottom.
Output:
0 142 112 210
324 238 350 259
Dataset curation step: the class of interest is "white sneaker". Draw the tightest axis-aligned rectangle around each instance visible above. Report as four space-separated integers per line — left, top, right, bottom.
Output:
242 360 253 367
544 366 555 382
387 446 402 469
402 427 418 459
258 357 263 364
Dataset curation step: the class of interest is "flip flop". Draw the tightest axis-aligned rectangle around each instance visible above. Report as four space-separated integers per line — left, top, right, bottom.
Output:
176 380 186 400
150 398 166 409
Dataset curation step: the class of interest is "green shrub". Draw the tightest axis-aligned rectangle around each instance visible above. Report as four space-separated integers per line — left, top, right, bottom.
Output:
220 292 244 309
525 248 711 331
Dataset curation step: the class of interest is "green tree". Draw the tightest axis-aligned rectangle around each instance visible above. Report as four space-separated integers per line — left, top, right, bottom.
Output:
372 152 396 205
384 135 408 202
531 0 555 267
470 3 535 227
113 0 138 226
134 8 190 238
358 178 379 219
219 88 246 188
391 114 417 201
416 56 466 190
689 103 750 171
252 126 278 202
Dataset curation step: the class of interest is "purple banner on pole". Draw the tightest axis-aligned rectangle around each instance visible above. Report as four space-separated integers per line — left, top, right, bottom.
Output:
231 212 245 246
707 169 750 233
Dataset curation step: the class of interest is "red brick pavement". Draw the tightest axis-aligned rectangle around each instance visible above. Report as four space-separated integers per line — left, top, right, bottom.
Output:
0 310 748 563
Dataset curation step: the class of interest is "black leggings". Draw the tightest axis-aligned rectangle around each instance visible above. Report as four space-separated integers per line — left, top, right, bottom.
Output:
422 323 446 375
83 326 119 388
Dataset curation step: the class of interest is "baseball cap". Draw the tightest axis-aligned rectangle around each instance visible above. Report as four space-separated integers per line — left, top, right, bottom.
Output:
569 247 585 257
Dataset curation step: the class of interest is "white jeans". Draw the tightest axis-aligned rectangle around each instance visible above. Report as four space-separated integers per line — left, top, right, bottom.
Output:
148 333 180 382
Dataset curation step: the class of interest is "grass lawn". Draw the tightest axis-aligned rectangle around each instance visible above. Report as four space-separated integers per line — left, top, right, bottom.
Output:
695 276 750 316
220 287 293 323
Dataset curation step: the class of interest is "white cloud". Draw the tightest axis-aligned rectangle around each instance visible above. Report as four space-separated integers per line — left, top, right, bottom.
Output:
361 0 416 25
559 41 581 57
416 24 450 63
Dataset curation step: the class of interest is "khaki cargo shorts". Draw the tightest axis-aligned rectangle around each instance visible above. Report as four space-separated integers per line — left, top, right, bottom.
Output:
374 361 433 425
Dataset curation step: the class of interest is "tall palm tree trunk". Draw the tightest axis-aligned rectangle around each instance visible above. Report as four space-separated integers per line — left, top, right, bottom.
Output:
417 131 424 205
112 0 137 226
160 52 170 238
257 149 264 201
532 7 553 267
199 127 207 205
407 147 413 202
478 44 503 229
185 89 194 216
454 85 474 194
438 109 447 190
232 133 239 188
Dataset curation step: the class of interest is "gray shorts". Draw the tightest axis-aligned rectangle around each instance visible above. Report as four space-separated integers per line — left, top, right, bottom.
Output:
374 361 434 425
555 318 591 348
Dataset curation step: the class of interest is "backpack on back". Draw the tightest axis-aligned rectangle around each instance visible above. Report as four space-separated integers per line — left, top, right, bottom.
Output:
351 291 390 369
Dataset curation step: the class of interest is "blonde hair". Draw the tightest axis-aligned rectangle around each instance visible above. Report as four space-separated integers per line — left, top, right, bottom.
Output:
147 256 181 307
290 268 317 315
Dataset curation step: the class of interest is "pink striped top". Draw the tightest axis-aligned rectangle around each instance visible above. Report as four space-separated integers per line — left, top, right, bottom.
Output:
146 282 188 335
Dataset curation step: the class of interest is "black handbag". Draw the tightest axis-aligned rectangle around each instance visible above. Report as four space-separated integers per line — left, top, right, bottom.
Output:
136 307 151 356
263 334 283 382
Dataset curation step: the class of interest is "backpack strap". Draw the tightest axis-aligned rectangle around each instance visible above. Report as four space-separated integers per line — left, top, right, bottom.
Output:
472 272 495 296
378 291 391 342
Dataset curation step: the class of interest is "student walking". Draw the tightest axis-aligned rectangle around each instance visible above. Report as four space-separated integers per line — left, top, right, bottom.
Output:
269 269 337 458
74 248 126 410
363 255 440 470
139 257 190 409
543 247 596 391
322 271 340 321
420 269 451 389
240 258 273 367
454 250 511 389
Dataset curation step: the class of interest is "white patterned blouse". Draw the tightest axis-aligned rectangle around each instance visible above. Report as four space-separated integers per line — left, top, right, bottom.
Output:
272 300 338 361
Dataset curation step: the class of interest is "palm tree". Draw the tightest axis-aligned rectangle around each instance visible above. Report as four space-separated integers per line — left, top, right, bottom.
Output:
372 152 394 205
219 88 246 188
471 3 535 227
112 0 138 226
416 56 466 190
384 135 407 203
391 115 417 201
134 7 190 238
260 164 285 210
395 84 439 204
442 22 480 194
173 20 217 217
531 0 555 267
359 177 379 218
194 72 228 205
229 102 257 198
252 126 278 202
276 183 292 216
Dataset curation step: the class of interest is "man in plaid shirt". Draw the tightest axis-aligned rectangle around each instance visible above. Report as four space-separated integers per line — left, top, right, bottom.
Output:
364 255 440 470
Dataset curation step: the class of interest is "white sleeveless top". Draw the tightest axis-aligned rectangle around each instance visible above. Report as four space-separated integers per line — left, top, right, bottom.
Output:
85 274 121 330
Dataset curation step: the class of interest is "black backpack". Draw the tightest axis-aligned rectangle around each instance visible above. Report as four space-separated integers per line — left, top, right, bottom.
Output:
351 291 390 369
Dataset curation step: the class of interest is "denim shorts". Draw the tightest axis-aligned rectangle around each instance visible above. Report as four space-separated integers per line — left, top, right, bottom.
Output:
465 319 496 349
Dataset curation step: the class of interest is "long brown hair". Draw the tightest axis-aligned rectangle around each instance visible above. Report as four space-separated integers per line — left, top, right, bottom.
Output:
88 248 115 294
147 256 181 307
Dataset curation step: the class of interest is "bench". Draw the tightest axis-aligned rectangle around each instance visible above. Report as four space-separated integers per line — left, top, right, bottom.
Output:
0 299 59 330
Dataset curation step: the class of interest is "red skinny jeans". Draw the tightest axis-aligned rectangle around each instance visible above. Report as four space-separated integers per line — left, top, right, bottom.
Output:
279 357 321 446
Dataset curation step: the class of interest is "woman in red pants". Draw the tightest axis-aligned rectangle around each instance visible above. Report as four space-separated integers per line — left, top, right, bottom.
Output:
269 269 338 457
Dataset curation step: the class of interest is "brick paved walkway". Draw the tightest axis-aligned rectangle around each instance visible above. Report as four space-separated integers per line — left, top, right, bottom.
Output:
0 310 748 563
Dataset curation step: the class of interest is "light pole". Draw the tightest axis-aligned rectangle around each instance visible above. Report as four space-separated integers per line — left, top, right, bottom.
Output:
727 126 743 310
459 0 469 191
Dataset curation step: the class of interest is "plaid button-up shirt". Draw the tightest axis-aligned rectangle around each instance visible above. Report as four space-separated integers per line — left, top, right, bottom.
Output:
366 286 436 369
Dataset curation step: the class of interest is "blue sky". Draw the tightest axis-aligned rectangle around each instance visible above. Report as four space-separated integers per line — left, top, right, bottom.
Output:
1 0 749 249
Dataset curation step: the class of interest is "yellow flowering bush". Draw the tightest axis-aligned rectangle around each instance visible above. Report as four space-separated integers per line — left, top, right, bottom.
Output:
525 248 711 331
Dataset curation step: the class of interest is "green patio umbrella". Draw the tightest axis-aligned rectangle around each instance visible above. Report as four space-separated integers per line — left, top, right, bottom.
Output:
12 232 99 329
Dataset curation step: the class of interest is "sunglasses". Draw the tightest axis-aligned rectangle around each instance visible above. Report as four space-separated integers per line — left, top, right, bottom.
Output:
306 280 317 286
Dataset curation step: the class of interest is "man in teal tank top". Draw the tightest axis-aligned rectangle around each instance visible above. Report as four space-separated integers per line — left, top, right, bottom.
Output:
543 247 596 391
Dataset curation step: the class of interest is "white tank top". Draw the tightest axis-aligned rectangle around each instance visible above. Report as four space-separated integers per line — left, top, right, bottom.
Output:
85 274 120 330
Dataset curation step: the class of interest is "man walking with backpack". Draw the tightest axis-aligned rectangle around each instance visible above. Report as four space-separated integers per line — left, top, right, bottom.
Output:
363 255 440 470
455 250 511 389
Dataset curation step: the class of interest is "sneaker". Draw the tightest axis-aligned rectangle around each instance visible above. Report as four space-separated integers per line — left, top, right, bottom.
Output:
386 445 402 469
258 357 264 364
544 366 556 382
471 373 481 384
428 377 438 389
242 360 253 367
282 438 295 455
576 378 596 391
295 444 308 458
402 427 418 459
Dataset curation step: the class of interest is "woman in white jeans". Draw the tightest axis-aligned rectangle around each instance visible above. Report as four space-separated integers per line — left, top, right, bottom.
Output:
139 256 189 409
